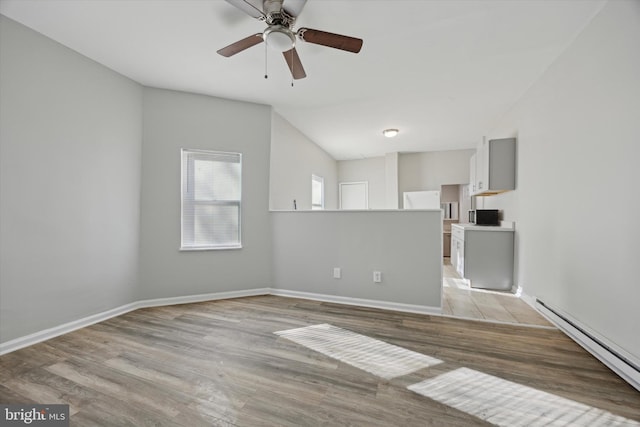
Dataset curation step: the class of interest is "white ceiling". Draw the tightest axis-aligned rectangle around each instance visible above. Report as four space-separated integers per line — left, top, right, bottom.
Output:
0 0 604 160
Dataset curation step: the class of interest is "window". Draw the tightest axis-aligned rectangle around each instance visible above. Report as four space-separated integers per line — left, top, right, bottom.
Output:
181 149 242 250
311 175 324 210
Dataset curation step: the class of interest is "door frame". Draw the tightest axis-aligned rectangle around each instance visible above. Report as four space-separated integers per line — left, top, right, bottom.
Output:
339 181 369 210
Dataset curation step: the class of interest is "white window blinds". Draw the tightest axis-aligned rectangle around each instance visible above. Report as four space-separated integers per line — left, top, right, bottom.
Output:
181 149 242 250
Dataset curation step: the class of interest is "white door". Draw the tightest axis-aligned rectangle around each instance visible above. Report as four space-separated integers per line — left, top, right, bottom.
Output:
339 181 369 210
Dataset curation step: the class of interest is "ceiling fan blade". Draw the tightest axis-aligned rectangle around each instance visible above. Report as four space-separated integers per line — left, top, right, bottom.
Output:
217 34 264 57
223 0 265 19
282 0 308 18
297 28 363 53
283 48 307 80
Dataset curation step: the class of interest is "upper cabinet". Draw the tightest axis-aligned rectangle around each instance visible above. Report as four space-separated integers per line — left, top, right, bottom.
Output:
469 152 477 194
470 137 516 196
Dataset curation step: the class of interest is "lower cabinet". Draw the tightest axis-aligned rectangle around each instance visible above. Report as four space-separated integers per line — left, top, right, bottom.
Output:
451 235 464 278
452 225 514 291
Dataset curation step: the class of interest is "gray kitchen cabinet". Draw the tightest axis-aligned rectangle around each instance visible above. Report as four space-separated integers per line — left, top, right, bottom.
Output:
469 153 477 195
451 224 514 290
451 226 465 278
450 234 458 270
470 137 516 196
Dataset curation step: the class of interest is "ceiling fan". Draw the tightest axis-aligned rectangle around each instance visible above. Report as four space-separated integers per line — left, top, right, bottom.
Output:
217 0 363 80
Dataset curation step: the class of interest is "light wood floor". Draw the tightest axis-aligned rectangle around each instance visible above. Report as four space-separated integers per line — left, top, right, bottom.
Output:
1 296 638 426
442 258 552 327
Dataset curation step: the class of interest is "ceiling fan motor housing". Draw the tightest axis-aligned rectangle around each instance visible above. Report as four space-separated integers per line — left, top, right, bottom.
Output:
263 0 295 26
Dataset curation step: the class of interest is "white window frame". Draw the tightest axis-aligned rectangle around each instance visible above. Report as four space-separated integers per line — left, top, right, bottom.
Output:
180 148 242 251
311 174 325 210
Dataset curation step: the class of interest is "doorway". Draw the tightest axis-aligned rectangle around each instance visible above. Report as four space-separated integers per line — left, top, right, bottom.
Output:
339 181 369 210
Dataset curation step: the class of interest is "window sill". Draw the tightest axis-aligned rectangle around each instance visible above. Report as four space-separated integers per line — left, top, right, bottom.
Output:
179 245 242 251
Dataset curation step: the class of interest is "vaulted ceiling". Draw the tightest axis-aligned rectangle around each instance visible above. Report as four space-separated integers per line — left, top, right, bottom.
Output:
0 0 605 159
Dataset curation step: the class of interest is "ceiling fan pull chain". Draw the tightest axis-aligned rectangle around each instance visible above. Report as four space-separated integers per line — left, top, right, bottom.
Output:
291 49 294 87
264 42 268 79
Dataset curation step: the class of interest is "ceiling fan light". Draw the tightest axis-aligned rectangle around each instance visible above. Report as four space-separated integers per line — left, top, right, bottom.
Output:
264 27 295 52
383 128 399 138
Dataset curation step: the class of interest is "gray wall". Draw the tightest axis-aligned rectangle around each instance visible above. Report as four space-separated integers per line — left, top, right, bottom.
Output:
0 16 142 342
483 0 640 364
0 16 442 349
271 211 442 308
385 153 399 209
399 149 474 207
336 151 474 210
337 157 387 209
138 88 273 299
269 112 338 210
441 185 459 203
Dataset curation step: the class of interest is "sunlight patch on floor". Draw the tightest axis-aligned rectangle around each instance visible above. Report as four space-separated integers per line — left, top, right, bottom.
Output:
275 323 442 380
408 367 639 426
443 277 470 289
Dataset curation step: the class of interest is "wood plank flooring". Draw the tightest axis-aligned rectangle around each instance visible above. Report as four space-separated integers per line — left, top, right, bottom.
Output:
1 295 638 426
442 258 552 326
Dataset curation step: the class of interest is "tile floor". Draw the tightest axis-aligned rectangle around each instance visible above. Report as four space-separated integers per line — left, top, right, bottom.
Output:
442 258 552 327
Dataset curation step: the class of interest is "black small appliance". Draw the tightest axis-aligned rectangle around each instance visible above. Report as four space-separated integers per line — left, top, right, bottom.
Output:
469 209 500 226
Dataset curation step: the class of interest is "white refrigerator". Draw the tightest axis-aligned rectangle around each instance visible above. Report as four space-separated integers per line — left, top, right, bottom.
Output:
403 191 441 209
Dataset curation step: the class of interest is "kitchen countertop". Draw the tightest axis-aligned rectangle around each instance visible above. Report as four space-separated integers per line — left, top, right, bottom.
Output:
452 223 514 232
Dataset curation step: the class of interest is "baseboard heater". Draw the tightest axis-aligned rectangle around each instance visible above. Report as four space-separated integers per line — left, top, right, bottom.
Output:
536 299 640 392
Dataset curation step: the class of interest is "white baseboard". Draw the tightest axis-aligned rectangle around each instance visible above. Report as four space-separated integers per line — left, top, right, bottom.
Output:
518 289 640 392
517 287 537 310
0 288 270 356
4 285 640 394
536 300 640 393
135 288 271 309
1 287 436 355
0 302 140 356
270 288 442 315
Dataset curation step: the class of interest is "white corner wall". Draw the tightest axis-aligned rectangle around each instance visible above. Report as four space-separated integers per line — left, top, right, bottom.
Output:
138 88 274 299
0 16 143 342
271 210 442 310
269 112 338 210
483 0 640 365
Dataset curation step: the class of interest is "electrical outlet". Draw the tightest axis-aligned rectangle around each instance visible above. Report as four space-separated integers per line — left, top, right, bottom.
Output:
333 267 341 279
373 271 382 283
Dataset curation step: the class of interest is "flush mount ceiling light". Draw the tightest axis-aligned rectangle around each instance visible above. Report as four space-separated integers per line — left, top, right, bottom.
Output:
263 26 295 52
383 128 400 138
